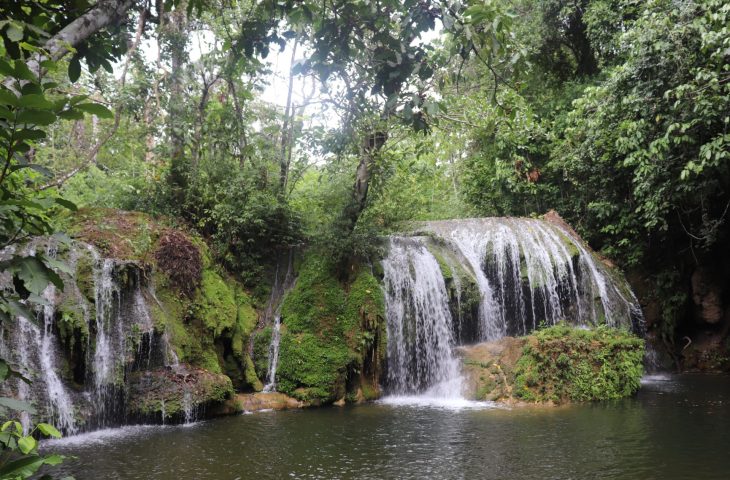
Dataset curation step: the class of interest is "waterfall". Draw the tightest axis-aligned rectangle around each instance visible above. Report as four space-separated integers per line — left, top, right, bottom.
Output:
262 314 282 392
182 391 196 424
382 237 463 399
0 241 78 434
86 247 158 427
381 218 643 400
262 250 296 393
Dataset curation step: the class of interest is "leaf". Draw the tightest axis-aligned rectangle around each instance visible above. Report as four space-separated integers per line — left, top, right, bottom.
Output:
18 93 53 109
43 454 65 466
14 128 46 141
0 88 19 107
58 109 85 120
54 198 77 211
0 454 45 477
0 59 14 76
6 22 24 43
14 61 37 82
0 397 36 414
37 423 62 439
75 102 113 119
17 109 56 126
13 256 63 295
5 299 34 320
41 256 74 275
18 435 37 454
68 57 81 82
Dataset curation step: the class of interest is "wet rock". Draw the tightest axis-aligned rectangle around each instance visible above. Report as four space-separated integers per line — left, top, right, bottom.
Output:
691 268 724 325
457 337 526 403
126 364 233 422
225 392 305 412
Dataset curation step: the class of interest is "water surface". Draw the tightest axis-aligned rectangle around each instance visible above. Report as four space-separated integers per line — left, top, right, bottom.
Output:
47 374 730 479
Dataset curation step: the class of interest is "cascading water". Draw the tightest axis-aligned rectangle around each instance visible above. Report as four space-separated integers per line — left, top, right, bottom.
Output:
381 217 643 402
382 237 464 401
262 313 282 393
0 241 79 434
262 251 296 393
1 239 169 434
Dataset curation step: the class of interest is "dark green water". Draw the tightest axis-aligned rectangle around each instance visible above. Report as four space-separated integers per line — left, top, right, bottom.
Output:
46 375 730 479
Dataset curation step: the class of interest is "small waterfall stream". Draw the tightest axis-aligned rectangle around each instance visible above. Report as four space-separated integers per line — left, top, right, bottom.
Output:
381 218 643 403
262 251 296 393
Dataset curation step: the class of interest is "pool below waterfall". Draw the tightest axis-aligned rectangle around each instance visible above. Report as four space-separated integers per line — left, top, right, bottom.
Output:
46 374 730 479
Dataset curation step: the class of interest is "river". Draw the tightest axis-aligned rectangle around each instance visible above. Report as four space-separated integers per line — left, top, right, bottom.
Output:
46 374 730 479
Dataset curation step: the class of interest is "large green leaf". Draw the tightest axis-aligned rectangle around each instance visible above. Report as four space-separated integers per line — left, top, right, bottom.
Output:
17 435 37 455
75 102 113 119
13 256 63 295
0 454 45 477
0 397 36 414
17 93 53 110
17 109 56 126
37 423 62 439
68 57 81 82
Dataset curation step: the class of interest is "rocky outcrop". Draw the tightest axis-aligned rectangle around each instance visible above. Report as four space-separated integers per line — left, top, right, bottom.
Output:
127 365 234 422
1 209 262 433
459 325 645 405
691 268 725 325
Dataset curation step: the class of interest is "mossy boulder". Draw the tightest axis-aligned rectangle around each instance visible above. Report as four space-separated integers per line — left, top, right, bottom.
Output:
272 253 385 404
460 324 645 405
126 364 234 422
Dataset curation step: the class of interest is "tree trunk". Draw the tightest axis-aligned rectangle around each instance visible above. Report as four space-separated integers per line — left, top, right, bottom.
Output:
163 4 189 207
343 130 388 229
279 39 299 194
4 0 135 90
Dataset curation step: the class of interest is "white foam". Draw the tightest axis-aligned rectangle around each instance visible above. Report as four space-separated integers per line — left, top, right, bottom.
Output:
377 395 499 411
43 425 164 447
641 374 673 384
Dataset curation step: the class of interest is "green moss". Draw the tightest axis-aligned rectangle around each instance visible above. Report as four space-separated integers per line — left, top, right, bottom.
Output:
276 332 352 403
252 327 273 380
430 249 454 281
280 255 346 335
244 354 264 391
271 254 385 403
345 269 385 352
57 297 90 349
513 324 644 403
75 253 96 303
195 270 238 336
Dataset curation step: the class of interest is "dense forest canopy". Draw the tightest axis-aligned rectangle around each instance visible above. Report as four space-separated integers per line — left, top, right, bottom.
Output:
1 0 729 397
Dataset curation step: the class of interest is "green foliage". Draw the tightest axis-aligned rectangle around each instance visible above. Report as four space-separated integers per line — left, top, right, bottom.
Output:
0 420 68 480
513 324 644 403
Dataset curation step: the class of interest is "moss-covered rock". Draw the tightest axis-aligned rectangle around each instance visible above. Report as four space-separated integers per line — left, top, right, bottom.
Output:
64 208 264 395
272 253 385 404
126 364 234 422
460 324 645 405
